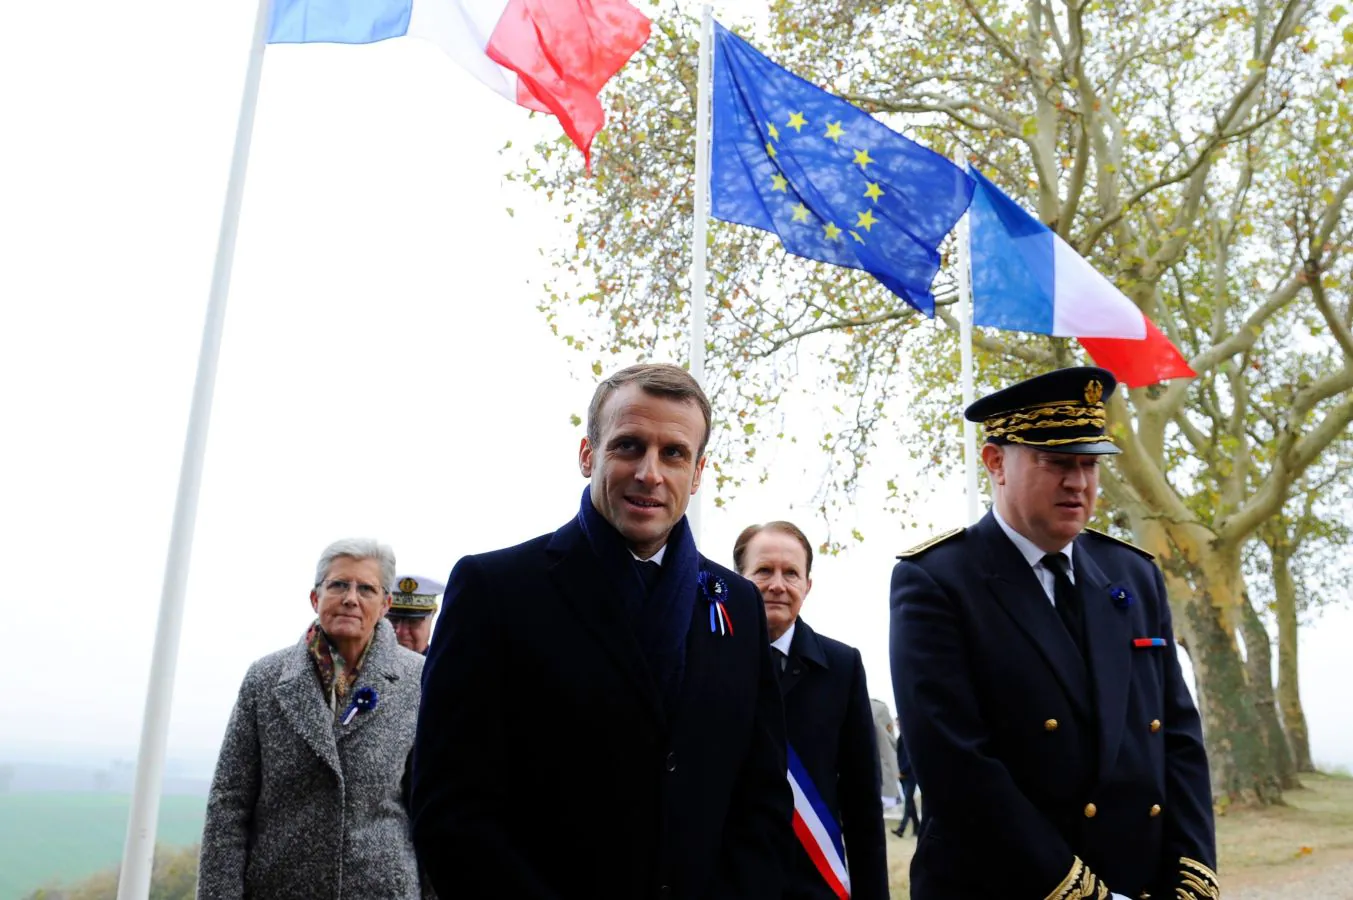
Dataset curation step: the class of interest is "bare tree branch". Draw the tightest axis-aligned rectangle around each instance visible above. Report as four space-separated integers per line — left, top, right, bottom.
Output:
752 309 915 356
959 0 1024 68
1218 353 1252 516
1153 275 1304 423
935 306 1058 365
860 91 1021 134
1173 410 1214 461
1221 373 1353 543
1081 106 1285 256
1309 265 1353 360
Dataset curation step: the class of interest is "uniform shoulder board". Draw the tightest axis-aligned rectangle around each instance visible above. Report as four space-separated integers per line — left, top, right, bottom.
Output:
1083 527 1154 560
897 527 963 559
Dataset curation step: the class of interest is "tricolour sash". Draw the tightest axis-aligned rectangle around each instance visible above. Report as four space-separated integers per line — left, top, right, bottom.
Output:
786 745 850 898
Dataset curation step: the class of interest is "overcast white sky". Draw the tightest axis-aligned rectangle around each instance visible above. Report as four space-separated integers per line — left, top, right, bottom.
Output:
1 1 1350 781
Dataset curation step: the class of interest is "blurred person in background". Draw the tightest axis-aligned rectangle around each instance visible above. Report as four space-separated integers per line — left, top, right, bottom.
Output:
197 538 430 899
871 699 901 809
387 573 444 655
735 520 888 900
892 718 921 838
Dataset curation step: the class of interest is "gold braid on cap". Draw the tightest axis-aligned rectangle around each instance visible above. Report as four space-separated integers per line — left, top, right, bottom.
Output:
1043 857 1110 900
1176 858 1220 899
983 400 1110 447
1001 431 1114 447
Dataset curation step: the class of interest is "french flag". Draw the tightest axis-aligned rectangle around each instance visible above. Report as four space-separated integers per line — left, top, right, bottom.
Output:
968 168 1195 388
266 0 651 167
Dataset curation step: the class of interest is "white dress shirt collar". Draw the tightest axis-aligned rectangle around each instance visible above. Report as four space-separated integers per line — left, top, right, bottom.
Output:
770 620 797 657
630 544 668 565
993 505 1074 571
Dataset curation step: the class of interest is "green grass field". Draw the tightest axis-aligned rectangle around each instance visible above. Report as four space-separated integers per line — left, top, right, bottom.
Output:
0 793 205 900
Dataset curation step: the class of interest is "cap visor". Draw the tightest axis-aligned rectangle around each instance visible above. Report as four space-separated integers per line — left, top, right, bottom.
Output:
1050 441 1121 456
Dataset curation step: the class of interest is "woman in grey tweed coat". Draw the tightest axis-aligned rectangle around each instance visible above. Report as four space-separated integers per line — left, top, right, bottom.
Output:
197 538 431 899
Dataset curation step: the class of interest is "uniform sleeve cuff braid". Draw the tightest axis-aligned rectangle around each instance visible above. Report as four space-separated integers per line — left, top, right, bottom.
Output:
1177 857 1220 899
1045 857 1110 900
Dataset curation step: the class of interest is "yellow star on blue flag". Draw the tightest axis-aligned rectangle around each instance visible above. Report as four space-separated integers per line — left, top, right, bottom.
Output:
710 22 974 314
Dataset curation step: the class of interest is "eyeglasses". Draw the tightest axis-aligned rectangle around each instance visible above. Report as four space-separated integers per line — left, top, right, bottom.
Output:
318 579 386 600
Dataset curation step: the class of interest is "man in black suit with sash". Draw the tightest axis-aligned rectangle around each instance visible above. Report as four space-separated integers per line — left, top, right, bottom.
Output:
734 521 888 900
411 363 792 900
890 367 1217 900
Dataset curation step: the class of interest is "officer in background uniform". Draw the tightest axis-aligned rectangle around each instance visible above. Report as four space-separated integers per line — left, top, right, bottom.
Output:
387 574 444 655
890 367 1217 900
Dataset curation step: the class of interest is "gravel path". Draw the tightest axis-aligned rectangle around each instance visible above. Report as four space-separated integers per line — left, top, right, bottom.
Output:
1225 855 1353 899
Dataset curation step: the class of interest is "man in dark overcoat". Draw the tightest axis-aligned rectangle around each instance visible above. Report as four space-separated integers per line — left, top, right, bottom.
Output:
890 367 1218 900
411 363 792 900
733 521 888 900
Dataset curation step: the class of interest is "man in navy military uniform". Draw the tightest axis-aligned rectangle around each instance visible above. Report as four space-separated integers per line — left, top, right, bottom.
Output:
387 573 444 654
890 367 1217 900
412 363 792 900
733 520 888 900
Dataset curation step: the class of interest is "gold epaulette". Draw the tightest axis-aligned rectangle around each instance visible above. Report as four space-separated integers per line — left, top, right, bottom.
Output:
896 527 963 559
1177 857 1220 899
1083 527 1154 560
1043 857 1108 900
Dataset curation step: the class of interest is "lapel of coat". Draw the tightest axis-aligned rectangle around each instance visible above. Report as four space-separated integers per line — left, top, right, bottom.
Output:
780 618 827 697
975 513 1092 718
546 520 666 729
337 619 404 745
273 640 342 778
1074 540 1132 778
671 558 731 730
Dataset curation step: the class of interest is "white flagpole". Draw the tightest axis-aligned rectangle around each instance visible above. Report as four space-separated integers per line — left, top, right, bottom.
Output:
687 4 714 542
952 153 981 524
116 1 273 896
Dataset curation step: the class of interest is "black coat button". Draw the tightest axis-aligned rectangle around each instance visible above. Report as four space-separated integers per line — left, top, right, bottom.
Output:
658 885 672 899
666 752 677 772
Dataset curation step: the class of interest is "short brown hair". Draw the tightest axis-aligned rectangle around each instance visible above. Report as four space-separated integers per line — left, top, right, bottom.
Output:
733 521 814 577
587 363 713 457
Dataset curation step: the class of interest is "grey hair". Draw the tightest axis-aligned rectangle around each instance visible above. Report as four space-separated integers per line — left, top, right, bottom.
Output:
313 538 397 592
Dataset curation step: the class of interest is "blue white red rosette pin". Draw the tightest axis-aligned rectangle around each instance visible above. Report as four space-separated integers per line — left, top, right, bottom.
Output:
341 686 379 725
699 570 734 636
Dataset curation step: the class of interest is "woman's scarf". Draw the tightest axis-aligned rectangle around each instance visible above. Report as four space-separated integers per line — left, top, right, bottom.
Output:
576 485 700 713
305 620 371 713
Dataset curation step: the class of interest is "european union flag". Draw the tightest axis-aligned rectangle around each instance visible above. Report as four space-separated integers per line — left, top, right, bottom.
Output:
711 23 974 315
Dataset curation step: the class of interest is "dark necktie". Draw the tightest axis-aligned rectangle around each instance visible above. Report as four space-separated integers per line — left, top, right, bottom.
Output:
635 559 661 594
773 648 788 687
1041 553 1086 657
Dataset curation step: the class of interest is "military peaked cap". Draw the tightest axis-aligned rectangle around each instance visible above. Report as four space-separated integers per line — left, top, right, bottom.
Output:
964 366 1120 455
389 573 445 618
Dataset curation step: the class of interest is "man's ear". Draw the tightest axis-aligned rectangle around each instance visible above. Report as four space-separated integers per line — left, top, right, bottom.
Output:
691 454 706 494
579 437 594 478
980 442 1007 485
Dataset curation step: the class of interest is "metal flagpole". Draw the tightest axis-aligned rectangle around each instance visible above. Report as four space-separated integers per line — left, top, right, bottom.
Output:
952 153 981 524
117 1 273 896
687 4 714 542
